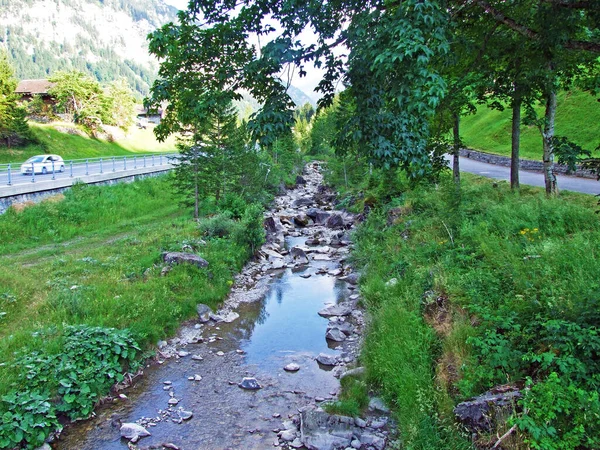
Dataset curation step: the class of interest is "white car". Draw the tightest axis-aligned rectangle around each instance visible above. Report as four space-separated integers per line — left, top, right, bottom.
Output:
20 155 65 175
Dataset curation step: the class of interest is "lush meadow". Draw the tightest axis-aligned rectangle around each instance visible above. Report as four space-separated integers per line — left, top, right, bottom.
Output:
326 160 600 449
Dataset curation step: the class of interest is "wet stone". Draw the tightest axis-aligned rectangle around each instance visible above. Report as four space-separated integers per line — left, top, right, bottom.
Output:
179 410 194 421
239 377 262 390
168 398 179 405
284 363 300 372
120 423 150 443
316 353 337 366
326 328 346 342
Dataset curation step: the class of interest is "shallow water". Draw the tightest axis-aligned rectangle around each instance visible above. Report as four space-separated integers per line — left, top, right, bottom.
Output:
56 235 351 450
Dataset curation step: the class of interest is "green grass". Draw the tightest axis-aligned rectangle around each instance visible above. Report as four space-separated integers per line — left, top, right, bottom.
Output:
0 122 177 164
0 176 253 446
329 162 600 449
461 89 600 160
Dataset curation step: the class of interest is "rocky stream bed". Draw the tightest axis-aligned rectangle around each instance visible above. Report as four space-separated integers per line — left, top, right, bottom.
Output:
54 163 394 450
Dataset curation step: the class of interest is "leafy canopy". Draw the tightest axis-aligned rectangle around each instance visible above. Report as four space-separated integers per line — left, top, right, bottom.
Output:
146 0 449 177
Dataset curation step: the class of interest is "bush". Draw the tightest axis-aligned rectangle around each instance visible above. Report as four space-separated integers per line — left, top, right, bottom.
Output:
0 325 140 449
197 212 238 238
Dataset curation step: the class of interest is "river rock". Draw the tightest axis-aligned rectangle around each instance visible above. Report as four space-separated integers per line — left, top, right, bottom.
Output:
264 216 279 233
325 328 346 342
328 321 354 336
290 246 309 265
339 273 359 285
340 367 366 380
284 363 300 372
294 214 311 227
168 398 179 405
316 353 337 366
318 303 354 317
239 377 262 390
162 252 209 269
306 208 331 225
325 214 345 230
179 410 194 421
368 397 390 413
300 407 353 450
263 248 285 259
360 433 386 450
454 386 522 433
120 423 151 443
294 197 313 207
296 175 307 185
280 429 297 441
196 304 212 323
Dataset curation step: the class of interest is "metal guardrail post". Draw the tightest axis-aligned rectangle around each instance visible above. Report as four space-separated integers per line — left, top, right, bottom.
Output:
85 159 89 176
70 161 73 177
160 155 162 166
143 155 146 167
134 156 137 169
100 158 103 174
112 157 116 172
52 160 56 180
31 162 35 183
152 155 155 166
7 164 11 186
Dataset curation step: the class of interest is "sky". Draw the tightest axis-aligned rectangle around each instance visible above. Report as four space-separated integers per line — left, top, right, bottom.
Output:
161 0 327 101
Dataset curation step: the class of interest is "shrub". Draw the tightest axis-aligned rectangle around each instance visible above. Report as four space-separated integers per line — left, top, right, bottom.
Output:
0 325 140 449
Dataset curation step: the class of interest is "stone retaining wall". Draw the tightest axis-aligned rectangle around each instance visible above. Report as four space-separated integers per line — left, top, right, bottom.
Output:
459 148 597 179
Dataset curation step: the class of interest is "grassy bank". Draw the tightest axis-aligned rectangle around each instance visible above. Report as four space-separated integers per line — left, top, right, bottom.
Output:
0 122 177 164
0 176 259 448
461 89 600 160
326 160 600 449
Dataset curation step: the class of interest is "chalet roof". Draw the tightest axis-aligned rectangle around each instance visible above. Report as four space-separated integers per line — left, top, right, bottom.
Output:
15 79 56 95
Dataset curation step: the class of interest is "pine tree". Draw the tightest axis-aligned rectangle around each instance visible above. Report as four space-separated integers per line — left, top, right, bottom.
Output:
171 99 248 218
0 50 33 148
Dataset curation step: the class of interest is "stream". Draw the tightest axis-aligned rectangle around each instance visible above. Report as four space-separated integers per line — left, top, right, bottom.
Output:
55 163 390 450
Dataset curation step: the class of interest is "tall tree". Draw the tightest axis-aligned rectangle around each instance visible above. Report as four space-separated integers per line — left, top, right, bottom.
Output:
147 0 449 179
48 70 109 128
465 0 600 195
0 50 33 148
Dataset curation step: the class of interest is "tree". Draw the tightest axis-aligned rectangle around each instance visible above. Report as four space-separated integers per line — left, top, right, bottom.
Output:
147 0 449 179
0 50 33 148
171 97 250 218
104 78 136 130
48 71 109 129
463 0 600 195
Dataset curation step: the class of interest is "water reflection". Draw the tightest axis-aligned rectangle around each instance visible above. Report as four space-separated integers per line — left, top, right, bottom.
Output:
240 262 344 370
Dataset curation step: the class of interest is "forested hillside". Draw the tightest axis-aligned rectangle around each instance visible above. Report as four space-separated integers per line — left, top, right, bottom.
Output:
0 0 177 95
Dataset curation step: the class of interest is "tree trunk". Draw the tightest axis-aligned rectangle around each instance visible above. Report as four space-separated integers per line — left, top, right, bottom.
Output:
452 113 460 186
542 89 558 195
193 154 199 219
511 83 521 190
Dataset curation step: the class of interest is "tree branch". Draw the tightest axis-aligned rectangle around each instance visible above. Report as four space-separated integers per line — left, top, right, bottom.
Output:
472 0 600 53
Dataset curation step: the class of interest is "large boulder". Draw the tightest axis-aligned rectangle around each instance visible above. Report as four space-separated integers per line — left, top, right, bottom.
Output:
325 214 345 230
300 407 353 450
264 216 279 233
294 214 311 227
162 252 208 269
294 197 313 208
306 208 331 225
196 304 212 323
290 246 309 265
454 386 522 433
318 303 354 317
296 175 307 185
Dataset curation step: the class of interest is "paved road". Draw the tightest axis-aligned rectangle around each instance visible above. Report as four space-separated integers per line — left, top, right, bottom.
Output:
456 156 600 195
0 155 172 189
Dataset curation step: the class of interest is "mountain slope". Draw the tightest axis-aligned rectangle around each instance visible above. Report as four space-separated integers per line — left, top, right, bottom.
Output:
0 0 177 95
